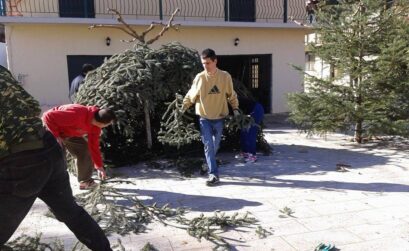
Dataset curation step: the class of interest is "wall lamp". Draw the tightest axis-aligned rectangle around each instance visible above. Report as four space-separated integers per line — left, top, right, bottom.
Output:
234 38 240 46
105 37 111 46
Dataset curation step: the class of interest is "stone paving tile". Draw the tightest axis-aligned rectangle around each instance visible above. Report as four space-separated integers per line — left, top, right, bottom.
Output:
313 190 371 202
401 216 409 224
296 212 369 231
120 236 174 251
355 206 409 223
167 183 204 195
345 220 409 241
281 228 363 251
163 233 215 251
336 237 409 251
280 205 321 219
116 224 194 250
364 194 409 208
307 200 373 216
238 187 296 200
42 236 78 250
253 218 310 237
172 244 214 251
267 193 330 210
175 194 258 212
240 202 279 215
234 236 297 251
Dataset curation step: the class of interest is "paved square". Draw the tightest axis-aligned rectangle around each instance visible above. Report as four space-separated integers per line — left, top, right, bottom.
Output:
7 121 409 250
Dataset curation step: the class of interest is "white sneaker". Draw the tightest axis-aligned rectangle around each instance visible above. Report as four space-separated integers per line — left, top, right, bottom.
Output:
235 152 248 160
245 154 257 163
206 174 220 186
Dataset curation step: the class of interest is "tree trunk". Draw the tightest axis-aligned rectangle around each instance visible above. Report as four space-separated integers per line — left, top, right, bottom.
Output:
144 100 152 149
354 119 363 143
354 5 365 144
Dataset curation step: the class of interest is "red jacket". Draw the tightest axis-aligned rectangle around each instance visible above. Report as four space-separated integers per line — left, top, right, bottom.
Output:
42 104 103 169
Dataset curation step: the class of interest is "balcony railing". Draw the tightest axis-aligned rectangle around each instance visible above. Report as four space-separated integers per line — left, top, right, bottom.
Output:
0 0 307 24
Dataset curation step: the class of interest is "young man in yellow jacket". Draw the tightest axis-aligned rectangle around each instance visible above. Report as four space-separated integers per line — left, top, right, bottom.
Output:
182 48 239 186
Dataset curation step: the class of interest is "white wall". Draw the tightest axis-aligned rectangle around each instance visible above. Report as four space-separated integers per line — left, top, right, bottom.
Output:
6 24 305 113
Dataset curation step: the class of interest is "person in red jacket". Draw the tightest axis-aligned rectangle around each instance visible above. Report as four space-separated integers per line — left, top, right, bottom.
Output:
42 104 116 189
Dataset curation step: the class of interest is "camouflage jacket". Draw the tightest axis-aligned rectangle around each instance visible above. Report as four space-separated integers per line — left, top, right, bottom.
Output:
0 66 43 158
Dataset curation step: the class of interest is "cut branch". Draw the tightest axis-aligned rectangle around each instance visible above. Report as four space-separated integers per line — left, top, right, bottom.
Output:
88 24 136 38
146 9 181 45
88 8 181 45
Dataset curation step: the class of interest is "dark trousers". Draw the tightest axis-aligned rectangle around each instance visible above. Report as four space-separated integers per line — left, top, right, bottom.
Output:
240 103 264 155
0 132 112 251
63 137 94 182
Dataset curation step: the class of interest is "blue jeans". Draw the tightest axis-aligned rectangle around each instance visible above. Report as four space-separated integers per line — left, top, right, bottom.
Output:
0 131 111 251
240 103 264 155
199 118 224 177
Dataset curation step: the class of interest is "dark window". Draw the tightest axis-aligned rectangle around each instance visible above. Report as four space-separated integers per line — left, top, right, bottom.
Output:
305 52 315 71
251 58 259 89
330 64 342 79
330 64 335 79
59 0 95 18
226 0 255 22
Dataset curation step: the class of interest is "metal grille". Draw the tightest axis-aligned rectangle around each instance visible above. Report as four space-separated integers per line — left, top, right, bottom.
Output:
0 0 307 23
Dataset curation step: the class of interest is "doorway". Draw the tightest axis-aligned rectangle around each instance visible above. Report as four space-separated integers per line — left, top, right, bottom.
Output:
66 55 110 90
218 54 272 113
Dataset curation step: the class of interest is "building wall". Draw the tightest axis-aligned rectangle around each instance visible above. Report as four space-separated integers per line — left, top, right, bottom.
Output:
5 24 305 113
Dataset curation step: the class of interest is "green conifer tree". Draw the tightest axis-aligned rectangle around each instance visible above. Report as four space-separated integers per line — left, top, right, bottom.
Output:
288 0 409 142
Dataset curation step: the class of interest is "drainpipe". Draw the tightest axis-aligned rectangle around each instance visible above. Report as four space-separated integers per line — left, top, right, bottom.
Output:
283 0 288 23
224 0 229 21
84 0 88 18
5 25 13 71
159 0 163 20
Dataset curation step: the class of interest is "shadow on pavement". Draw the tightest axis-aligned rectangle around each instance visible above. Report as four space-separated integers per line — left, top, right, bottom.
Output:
115 188 262 212
220 178 409 193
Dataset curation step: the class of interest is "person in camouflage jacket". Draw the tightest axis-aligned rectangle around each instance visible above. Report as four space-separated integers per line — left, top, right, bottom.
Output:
0 66 112 251
0 66 44 159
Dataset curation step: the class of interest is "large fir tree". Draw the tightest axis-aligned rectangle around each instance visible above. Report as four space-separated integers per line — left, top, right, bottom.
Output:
288 0 409 143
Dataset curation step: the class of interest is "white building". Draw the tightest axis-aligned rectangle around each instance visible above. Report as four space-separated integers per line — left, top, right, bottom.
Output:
0 0 308 113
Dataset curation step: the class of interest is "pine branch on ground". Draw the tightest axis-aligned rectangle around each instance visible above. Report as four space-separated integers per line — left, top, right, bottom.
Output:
255 226 274 239
73 180 263 249
33 179 268 250
279 206 296 218
75 179 184 236
174 211 257 250
1 233 64 251
141 242 159 251
2 234 127 251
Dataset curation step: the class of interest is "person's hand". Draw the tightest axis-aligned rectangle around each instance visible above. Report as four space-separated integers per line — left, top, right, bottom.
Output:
96 167 107 180
233 109 241 117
